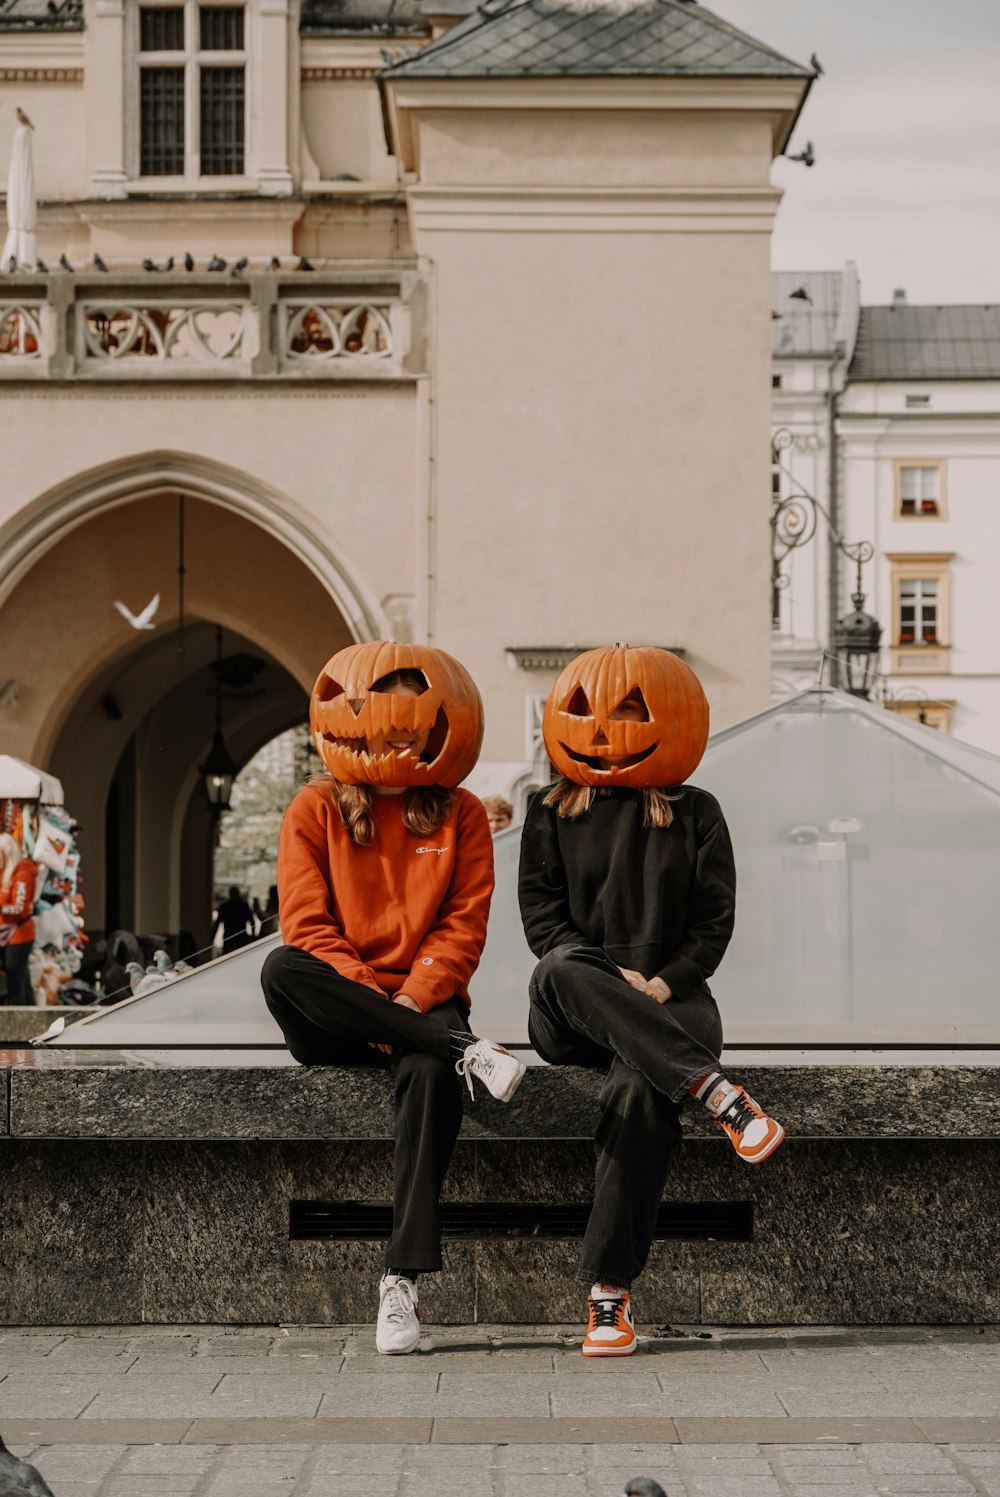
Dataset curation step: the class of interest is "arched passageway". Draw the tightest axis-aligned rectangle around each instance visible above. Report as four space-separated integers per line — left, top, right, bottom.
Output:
0 477 362 943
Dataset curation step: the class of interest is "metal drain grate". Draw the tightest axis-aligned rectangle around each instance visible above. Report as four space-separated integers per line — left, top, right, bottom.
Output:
290 1201 752 1242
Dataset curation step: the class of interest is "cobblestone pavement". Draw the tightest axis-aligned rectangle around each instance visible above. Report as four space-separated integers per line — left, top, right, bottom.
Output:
1 1325 998 1497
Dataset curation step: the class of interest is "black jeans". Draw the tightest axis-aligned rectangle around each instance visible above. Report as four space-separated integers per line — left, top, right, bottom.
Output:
528 943 724 1288
261 944 470 1273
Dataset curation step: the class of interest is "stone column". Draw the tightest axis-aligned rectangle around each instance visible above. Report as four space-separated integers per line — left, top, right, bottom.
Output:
255 0 295 196
86 0 128 199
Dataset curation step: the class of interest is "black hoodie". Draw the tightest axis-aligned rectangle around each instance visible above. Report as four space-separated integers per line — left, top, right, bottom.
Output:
517 784 736 1000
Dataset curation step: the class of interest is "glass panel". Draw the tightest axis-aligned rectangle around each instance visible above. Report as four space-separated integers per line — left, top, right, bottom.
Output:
200 67 245 174
694 691 1000 1029
51 691 1000 1055
140 6 184 51
200 6 244 50
140 67 185 176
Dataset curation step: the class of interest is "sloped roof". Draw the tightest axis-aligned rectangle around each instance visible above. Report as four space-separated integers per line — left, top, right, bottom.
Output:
849 304 1000 382
772 271 843 358
381 0 813 80
0 0 82 29
300 0 428 35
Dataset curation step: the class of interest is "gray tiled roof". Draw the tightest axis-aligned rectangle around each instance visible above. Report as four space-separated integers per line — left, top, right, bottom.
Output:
381 0 812 79
301 0 429 34
0 0 82 29
850 305 1000 382
772 270 843 357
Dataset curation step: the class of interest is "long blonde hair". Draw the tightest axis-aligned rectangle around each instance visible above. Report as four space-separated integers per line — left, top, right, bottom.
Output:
311 774 455 847
543 778 678 828
0 832 22 886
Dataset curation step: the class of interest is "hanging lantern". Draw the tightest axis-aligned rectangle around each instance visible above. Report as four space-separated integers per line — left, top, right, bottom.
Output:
832 592 883 700
200 624 238 812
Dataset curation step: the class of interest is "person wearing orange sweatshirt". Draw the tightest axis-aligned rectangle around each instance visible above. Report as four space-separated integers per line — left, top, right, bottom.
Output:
261 642 524 1354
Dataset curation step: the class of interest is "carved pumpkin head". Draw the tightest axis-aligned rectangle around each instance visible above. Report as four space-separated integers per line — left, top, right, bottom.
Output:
310 640 484 789
542 643 709 788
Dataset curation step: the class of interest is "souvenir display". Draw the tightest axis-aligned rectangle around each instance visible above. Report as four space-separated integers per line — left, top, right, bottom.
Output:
310 640 484 789
542 642 709 788
0 770 85 1004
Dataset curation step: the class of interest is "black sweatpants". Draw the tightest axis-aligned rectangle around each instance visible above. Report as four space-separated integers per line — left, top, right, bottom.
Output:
528 943 724 1288
261 943 470 1273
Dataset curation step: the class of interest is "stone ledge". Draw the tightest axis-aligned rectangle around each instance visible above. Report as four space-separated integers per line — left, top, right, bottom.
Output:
0 1008 91 1046
3 1057 997 1140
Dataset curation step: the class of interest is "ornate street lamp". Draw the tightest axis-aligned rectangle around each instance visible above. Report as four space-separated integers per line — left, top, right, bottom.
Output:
831 563 883 699
771 429 882 699
199 624 238 813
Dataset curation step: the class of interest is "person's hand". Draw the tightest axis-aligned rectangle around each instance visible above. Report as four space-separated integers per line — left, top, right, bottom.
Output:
618 967 649 991
645 976 672 1004
617 966 672 1003
393 993 421 1013
367 986 400 1053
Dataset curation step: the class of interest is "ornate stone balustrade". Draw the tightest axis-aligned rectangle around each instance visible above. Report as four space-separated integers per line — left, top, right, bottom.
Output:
0 270 419 381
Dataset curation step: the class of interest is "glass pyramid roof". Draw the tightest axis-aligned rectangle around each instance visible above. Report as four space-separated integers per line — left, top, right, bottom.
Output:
51 688 1000 1055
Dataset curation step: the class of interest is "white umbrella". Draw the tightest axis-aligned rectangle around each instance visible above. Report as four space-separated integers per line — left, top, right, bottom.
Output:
3 121 37 271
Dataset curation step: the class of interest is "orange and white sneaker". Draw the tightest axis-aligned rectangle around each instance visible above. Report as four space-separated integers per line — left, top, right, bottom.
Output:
708 1082 785 1164
582 1284 637 1357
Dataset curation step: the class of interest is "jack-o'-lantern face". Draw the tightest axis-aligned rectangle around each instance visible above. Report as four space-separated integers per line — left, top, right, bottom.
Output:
310 640 484 788
542 643 709 788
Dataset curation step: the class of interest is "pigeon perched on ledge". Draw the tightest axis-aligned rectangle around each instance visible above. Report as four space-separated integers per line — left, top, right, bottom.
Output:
0 1435 56 1497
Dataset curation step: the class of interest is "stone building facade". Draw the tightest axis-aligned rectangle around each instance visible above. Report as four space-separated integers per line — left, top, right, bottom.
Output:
0 0 813 939
771 280 1000 752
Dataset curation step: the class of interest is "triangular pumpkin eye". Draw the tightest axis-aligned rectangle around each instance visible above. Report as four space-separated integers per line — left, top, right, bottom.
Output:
316 675 344 702
612 687 650 721
564 686 593 717
348 698 366 716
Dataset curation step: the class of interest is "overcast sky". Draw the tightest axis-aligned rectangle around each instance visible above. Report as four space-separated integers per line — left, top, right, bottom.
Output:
705 0 1000 306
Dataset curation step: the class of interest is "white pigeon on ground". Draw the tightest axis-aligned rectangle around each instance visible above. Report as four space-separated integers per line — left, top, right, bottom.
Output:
0 1435 57 1497
113 593 159 630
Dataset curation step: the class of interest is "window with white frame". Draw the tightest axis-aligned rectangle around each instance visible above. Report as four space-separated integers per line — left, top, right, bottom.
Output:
137 3 246 179
898 578 939 646
896 462 944 518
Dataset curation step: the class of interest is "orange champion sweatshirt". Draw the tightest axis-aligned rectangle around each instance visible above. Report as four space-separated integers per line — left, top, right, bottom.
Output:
276 782 495 1012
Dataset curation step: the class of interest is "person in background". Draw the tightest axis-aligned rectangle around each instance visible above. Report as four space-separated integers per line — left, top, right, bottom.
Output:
253 883 280 936
481 795 514 836
213 885 255 952
0 832 40 1005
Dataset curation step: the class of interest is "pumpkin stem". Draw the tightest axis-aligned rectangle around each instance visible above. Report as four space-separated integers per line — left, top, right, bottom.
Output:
614 641 630 650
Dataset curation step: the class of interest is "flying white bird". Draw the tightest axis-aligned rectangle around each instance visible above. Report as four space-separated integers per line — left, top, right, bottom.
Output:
113 593 159 630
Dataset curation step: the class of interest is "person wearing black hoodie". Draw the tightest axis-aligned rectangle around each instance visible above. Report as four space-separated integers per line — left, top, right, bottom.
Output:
518 645 784 1357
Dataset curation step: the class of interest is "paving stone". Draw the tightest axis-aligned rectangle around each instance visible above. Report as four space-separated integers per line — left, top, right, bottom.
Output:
496 1443 589 1471
0 1379 101 1418
118 1445 221 1473
866 1481 974 1494
860 1446 961 1473
25 1445 126 1481
188 1417 432 1444
501 1479 583 1496
101 1478 204 1495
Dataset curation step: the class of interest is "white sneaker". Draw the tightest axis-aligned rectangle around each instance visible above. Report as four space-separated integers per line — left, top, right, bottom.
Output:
376 1274 420 1355
455 1038 526 1103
